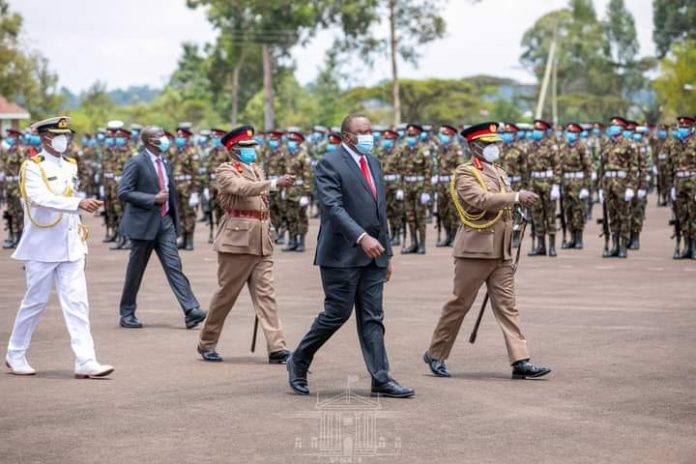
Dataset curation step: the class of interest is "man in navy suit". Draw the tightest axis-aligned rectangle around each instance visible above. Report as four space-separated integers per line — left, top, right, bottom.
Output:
287 113 414 398
117 126 206 329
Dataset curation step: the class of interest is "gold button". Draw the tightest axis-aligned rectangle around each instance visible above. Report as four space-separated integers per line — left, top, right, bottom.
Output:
234 227 239 231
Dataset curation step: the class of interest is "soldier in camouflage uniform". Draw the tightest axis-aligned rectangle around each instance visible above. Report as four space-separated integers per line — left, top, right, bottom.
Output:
205 128 229 234
433 125 464 247
599 117 639 258
558 123 593 249
499 123 528 248
172 123 200 251
399 124 432 254
652 124 672 207
101 121 127 245
111 125 135 250
526 119 560 257
627 122 650 250
262 131 287 244
1 129 26 248
281 131 312 252
379 129 404 246
669 116 696 259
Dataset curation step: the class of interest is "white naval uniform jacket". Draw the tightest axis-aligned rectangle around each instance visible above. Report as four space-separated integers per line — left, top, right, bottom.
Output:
12 151 87 262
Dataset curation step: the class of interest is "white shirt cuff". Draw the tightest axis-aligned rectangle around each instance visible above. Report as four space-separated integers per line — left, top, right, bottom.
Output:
270 179 278 191
356 232 367 244
515 192 520 203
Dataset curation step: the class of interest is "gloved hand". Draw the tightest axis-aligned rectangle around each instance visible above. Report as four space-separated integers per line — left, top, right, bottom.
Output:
671 187 676 201
624 188 634 202
203 188 210 201
550 184 560 201
420 192 431 205
188 192 200 207
591 172 597 181
598 189 604 204
299 196 310 207
579 188 589 199
395 189 404 201
637 189 647 199
652 165 658 175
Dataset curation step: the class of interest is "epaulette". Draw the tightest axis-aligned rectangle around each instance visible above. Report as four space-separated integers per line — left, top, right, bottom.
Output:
471 157 484 171
30 155 44 164
63 156 77 164
231 161 244 174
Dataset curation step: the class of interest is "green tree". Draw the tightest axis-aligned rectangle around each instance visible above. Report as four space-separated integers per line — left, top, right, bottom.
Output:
653 40 696 119
653 0 696 58
306 51 350 127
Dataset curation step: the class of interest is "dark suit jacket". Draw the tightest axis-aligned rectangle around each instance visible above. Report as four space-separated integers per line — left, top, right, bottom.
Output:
118 150 181 240
314 146 392 268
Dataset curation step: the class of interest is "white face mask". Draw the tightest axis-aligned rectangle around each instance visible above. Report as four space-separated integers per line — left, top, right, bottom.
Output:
482 144 500 163
50 134 69 153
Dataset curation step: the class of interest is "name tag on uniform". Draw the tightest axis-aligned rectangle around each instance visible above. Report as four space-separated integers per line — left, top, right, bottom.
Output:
48 176 57 181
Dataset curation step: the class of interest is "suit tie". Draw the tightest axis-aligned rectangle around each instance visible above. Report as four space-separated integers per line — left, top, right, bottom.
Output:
155 157 168 217
359 155 376 199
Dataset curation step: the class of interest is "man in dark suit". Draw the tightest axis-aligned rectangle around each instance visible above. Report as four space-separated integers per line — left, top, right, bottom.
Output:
287 113 414 398
117 126 207 329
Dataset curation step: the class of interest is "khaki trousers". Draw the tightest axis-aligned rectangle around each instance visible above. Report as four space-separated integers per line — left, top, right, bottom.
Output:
428 258 530 364
199 253 286 354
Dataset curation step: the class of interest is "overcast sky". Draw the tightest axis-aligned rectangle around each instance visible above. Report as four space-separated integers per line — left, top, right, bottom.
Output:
13 0 655 94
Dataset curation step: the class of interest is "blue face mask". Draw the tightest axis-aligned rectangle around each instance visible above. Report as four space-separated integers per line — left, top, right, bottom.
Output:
372 131 382 142
500 133 514 144
438 133 452 145
532 130 544 141
555 131 563 138
406 136 418 147
592 128 600 136
676 127 691 140
105 137 114 147
565 132 578 143
580 131 588 139
606 125 622 137
131 132 140 141
382 139 394 150
326 143 338 153
115 137 126 147
397 130 405 138
254 136 264 145
212 137 221 148
28 135 41 146
657 130 667 139
4 136 15 146
268 140 280 149
197 135 208 145
287 140 299 152
81 137 89 145
238 147 257 164
419 132 428 141
355 134 375 155
96 133 105 142
157 137 171 152
622 130 633 139
175 137 186 148
633 133 642 141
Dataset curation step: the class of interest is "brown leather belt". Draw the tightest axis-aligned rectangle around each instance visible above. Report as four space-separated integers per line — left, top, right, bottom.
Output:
226 209 269 221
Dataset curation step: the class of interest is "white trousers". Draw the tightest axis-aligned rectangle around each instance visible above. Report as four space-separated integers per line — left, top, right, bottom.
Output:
6 258 96 369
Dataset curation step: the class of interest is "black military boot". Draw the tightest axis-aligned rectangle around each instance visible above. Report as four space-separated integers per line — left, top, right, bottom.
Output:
390 231 401 247
3 231 15 249
575 231 584 249
185 232 194 251
103 229 117 243
527 236 546 256
690 239 696 260
617 237 628 258
629 232 640 250
561 231 575 249
436 231 449 247
295 234 306 252
401 226 418 254
110 234 126 250
275 229 286 245
548 234 557 257
626 232 635 249
11 231 21 248
677 239 693 259
282 235 298 252
417 230 426 254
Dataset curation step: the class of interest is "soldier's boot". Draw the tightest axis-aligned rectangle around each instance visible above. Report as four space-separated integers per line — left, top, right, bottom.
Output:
446 227 457 246
417 230 426 255
185 232 194 251
690 239 696 260
390 232 401 247
511 230 521 249
678 239 693 259
629 233 640 250
436 229 450 247
626 232 635 249
103 229 117 243
275 229 286 245
110 234 126 250
527 236 546 257
548 234 557 257
617 237 628 258
296 234 306 252
561 231 575 249
575 231 584 250
3 231 15 249
282 235 298 252
401 226 418 254
11 231 21 248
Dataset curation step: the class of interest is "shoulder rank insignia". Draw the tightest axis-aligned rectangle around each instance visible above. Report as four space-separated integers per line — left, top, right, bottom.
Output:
472 157 484 171
30 155 44 164
232 161 243 174
63 156 77 164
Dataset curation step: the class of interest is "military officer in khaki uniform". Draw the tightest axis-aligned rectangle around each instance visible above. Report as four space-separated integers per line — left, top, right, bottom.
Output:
197 126 295 364
423 122 551 380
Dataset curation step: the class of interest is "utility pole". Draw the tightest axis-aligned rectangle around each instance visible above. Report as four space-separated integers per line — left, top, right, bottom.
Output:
389 0 401 127
262 44 274 131
535 26 558 121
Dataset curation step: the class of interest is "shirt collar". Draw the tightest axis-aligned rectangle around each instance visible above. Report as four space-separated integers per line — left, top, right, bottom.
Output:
146 148 163 162
342 142 363 162
40 150 62 165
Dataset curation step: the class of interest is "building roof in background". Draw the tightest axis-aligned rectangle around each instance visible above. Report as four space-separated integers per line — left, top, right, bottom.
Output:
0 95 30 119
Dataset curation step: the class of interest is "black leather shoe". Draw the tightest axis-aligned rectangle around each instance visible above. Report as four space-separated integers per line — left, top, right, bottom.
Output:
197 345 223 362
371 380 415 398
423 352 450 377
511 359 551 379
119 314 143 329
185 308 207 329
269 349 291 364
287 354 309 395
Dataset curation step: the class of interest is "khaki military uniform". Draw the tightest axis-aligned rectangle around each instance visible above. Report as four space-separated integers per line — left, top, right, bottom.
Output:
428 159 529 363
198 161 287 354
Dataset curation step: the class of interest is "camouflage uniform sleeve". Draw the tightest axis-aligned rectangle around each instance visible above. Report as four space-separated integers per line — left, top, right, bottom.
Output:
581 144 592 190
628 142 640 189
551 143 562 185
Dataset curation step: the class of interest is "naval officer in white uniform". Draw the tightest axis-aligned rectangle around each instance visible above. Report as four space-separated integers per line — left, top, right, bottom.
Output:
5 116 114 379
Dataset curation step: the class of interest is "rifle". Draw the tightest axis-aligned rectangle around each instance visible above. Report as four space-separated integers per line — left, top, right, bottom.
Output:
250 315 259 353
558 182 567 247
469 206 529 344
670 210 682 259
596 156 610 256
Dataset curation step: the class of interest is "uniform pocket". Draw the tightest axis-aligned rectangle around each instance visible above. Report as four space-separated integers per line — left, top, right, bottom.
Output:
223 219 252 247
